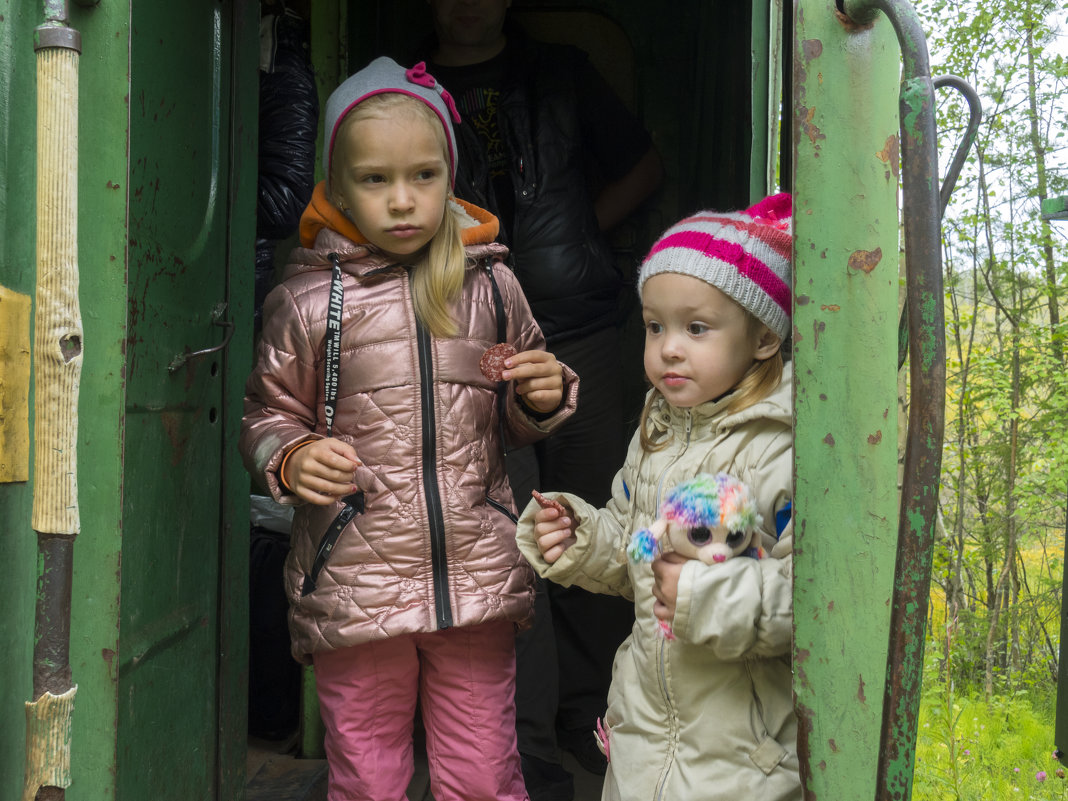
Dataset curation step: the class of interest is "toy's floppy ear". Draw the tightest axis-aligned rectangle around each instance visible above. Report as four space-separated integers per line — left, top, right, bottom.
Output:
627 519 668 563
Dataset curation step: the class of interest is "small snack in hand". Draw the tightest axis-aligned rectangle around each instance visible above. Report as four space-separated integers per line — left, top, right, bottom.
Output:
532 489 567 517
479 343 517 382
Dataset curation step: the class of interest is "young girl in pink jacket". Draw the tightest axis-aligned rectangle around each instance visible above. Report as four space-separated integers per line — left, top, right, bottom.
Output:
240 56 578 801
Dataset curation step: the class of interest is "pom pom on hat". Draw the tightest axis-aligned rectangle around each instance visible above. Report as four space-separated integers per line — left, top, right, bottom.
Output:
638 193 793 341
323 56 461 189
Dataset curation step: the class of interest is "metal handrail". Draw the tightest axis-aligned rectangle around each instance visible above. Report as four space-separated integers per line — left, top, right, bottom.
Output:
897 75 983 369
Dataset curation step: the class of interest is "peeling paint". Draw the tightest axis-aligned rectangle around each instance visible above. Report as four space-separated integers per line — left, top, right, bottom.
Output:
801 38 823 62
798 105 826 148
876 134 901 181
868 430 883 445
820 304 840 312
848 247 882 273
901 77 932 142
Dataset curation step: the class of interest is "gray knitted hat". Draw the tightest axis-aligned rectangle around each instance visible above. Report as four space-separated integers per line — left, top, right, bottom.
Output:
323 56 462 188
638 193 793 341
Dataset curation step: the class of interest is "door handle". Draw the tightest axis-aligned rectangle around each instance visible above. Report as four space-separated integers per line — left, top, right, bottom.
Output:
168 302 235 372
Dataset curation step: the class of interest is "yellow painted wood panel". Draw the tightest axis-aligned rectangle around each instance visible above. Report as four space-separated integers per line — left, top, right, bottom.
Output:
0 284 30 483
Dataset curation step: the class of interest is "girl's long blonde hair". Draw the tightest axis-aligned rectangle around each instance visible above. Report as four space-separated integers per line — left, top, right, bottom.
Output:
638 315 785 452
330 93 467 338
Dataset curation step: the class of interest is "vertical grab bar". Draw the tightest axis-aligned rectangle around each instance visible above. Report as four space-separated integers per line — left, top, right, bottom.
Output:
26 2 82 801
839 1 948 798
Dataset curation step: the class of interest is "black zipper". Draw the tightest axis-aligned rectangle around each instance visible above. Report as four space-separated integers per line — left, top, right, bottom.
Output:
416 316 453 630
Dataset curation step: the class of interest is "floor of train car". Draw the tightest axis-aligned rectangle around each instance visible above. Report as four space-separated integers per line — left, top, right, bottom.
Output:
246 729 605 800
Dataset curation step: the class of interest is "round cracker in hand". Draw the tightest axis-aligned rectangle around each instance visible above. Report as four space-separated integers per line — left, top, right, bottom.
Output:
479 343 517 382
532 489 567 517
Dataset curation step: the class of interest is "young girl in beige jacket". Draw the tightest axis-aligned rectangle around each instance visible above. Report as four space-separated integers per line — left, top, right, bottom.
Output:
517 195 800 801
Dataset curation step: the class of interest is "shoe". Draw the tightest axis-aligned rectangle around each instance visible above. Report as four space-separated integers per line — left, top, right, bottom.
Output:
557 725 608 776
521 753 575 801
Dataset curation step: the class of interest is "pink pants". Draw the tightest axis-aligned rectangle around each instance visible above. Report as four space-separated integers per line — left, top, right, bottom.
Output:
312 620 529 801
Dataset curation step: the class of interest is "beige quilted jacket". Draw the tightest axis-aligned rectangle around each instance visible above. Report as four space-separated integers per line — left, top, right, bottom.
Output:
517 362 798 800
241 194 578 662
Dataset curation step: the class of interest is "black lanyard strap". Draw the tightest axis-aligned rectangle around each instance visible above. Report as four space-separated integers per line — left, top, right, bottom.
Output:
324 253 344 437
302 253 364 596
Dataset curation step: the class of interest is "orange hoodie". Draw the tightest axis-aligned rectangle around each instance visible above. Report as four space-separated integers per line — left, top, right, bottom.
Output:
299 181 500 250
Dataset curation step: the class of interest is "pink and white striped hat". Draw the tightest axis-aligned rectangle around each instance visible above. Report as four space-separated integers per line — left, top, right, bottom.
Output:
638 193 793 341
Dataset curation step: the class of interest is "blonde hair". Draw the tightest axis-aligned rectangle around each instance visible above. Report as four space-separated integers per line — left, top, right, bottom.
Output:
638 314 785 453
330 93 467 338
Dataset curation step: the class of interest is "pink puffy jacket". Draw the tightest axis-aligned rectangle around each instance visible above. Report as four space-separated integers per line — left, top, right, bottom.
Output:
241 190 578 662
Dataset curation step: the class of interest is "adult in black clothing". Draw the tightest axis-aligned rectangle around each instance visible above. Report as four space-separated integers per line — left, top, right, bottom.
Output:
419 2 663 799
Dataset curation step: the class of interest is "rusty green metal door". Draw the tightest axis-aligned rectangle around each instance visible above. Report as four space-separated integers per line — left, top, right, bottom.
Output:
0 3 256 798
112 2 256 798
0 1 256 798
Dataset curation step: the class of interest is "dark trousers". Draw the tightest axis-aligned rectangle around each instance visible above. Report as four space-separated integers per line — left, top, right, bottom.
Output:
248 524 301 740
511 326 636 763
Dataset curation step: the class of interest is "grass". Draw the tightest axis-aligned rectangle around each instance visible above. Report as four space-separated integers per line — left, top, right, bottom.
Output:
914 670 1065 800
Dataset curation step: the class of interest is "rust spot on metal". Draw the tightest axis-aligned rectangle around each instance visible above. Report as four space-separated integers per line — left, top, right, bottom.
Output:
820 304 840 312
819 393 827 401
160 411 189 467
823 433 835 446
829 739 839 753
877 134 901 180
848 247 882 273
102 648 117 680
868 430 883 445
858 674 867 703
798 105 826 147
796 295 810 305
827 600 835 612
795 702 817 795
812 319 825 349
802 39 822 62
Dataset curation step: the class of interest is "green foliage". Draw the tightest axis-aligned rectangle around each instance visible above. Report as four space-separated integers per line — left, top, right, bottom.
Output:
915 651 1065 801
914 0 1068 721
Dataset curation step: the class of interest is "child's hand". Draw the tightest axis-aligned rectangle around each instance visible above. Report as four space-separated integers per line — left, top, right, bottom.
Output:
651 553 687 626
282 438 363 506
532 496 576 563
505 349 563 414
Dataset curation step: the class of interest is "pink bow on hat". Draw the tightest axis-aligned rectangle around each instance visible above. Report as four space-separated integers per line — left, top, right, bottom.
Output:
406 62 462 124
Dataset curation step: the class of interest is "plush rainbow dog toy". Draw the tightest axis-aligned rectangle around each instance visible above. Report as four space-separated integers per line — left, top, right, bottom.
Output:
627 472 764 639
